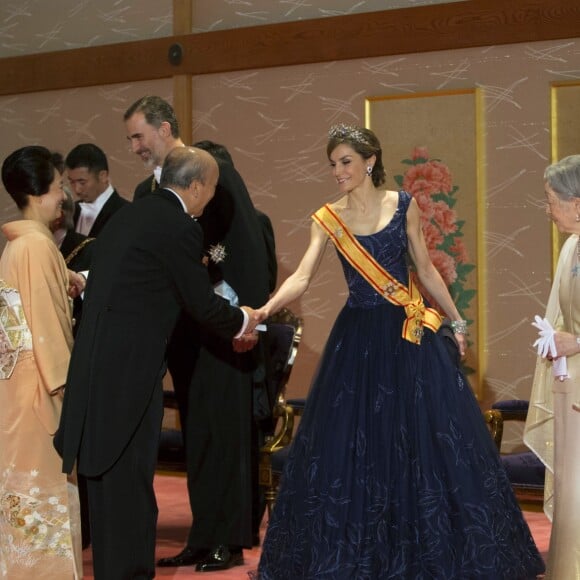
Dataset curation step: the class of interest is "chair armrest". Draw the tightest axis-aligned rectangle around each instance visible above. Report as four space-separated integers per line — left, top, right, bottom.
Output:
259 402 295 489
483 409 503 451
163 389 179 410
286 397 306 416
262 402 295 453
491 400 529 422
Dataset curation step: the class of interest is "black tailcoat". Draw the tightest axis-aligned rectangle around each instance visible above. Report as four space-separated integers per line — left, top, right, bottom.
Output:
55 189 243 477
180 159 273 549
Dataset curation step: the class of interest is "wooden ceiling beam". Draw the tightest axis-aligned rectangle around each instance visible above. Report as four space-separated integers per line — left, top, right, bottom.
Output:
0 0 578 96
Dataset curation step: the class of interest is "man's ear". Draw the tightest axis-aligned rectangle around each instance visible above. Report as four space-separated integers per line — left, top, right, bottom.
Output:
159 121 171 139
98 170 109 185
191 180 200 198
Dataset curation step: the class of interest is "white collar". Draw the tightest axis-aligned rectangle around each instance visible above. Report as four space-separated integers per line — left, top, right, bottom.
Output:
79 184 115 213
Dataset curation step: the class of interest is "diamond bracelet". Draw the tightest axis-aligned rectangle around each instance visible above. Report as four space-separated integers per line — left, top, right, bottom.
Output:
450 320 468 335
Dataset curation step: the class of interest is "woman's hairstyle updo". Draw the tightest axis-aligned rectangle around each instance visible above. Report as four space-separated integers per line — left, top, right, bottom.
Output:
2 145 61 210
326 124 387 187
544 154 580 202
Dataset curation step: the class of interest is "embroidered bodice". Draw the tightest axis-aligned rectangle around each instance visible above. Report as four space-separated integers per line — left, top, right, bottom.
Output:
336 190 411 308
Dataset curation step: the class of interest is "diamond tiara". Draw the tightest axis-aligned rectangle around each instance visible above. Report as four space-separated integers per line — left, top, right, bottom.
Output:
328 123 371 147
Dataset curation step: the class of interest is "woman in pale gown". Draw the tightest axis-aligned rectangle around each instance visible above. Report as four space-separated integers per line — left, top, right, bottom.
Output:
524 154 580 579
0 146 85 578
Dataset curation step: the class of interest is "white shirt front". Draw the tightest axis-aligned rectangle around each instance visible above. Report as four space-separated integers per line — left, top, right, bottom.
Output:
76 185 114 235
153 166 162 185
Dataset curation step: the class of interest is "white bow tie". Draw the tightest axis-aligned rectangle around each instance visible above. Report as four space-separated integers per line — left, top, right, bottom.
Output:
79 202 99 216
153 166 162 184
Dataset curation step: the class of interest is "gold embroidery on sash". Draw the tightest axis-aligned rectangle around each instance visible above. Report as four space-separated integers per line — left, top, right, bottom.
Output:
312 204 442 344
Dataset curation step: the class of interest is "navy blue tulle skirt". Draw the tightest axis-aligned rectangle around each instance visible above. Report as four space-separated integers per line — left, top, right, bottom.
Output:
258 301 544 579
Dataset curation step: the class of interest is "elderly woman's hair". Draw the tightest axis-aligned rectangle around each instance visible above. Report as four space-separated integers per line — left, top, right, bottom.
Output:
159 147 209 189
326 124 387 187
544 154 580 201
2 146 61 210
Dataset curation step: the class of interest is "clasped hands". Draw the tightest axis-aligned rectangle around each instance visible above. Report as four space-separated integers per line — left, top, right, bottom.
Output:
232 306 269 353
67 269 86 299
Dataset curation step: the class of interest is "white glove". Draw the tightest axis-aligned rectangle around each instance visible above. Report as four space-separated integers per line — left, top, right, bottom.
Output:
532 315 569 380
532 315 558 358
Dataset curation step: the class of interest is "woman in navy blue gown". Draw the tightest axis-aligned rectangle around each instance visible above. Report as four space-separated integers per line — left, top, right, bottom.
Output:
255 124 544 579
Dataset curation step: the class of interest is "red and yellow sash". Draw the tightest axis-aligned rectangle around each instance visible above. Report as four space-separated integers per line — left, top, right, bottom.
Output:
312 204 441 344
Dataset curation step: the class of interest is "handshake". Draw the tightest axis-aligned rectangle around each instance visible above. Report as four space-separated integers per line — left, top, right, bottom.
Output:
213 280 269 353
232 306 269 353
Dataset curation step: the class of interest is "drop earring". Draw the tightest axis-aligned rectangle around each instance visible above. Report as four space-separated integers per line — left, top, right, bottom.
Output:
366 166 373 176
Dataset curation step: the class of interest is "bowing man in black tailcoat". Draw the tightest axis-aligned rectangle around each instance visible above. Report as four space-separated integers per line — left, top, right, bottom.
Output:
158 141 273 572
54 147 260 580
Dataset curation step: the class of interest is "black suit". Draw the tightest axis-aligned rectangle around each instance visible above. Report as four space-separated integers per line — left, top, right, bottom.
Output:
55 189 244 579
133 175 157 201
179 160 271 551
256 208 277 294
57 229 95 549
73 189 129 237
59 229 95 327
59 230 95 271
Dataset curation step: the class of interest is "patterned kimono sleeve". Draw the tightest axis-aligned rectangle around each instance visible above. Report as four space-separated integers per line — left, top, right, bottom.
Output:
16 237 73 396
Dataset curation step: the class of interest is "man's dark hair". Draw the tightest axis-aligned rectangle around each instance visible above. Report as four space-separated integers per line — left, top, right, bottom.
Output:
194 140 234 165
65 143 109 174
124 96 180 138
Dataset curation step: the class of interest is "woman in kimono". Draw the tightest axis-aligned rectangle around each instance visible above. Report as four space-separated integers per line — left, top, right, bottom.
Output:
0 146 85 578
525 154 580 578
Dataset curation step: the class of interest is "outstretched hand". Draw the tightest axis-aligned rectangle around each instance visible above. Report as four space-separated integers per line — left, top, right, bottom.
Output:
67 270 86 299
240 306 267 333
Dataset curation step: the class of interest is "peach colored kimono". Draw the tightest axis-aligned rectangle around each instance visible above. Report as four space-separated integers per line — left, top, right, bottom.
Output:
0 220 82 579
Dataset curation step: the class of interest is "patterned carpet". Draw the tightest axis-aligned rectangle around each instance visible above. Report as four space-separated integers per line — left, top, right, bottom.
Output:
82 472 551 579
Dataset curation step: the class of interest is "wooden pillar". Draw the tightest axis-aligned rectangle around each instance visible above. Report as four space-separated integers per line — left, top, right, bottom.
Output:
172 0 193 144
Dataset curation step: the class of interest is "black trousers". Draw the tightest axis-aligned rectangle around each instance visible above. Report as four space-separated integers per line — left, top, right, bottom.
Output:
85 386 163 580
185 338 254 549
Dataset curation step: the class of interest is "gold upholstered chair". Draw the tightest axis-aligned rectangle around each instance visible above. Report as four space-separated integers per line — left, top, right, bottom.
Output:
257 308 304 516
484 400 545 505
158 308 304 475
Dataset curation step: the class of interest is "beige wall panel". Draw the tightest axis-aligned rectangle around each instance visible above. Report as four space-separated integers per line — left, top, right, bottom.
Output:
1 37 579 452
187 38 578 445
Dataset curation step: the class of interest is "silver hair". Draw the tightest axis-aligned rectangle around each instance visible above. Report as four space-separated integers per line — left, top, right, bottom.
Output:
160 147 208 189
544 154 580 201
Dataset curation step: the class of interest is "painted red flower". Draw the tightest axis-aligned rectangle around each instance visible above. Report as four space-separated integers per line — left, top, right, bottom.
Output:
394 147 475 321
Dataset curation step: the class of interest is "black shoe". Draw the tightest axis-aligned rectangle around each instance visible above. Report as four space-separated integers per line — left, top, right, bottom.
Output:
195 545 244 572
156 546 210 567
